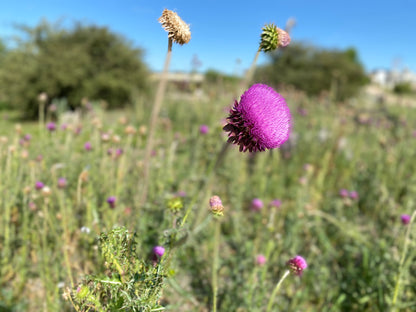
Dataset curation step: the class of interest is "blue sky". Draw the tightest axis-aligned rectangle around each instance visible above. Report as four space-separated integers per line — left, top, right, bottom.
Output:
0 0 415 75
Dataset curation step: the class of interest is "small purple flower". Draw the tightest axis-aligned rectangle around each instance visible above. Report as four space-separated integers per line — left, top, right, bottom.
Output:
84 142 92 151
401 214 411 225
223 84 291 152
256 254 266 266
115 148 123 157
57 177 67 189
349 191 359 200
199 125 209 135
287 255 307 276
176 190 187 197
35 181 44 190
24 134 32 141
270 199 282 208
106 196 116 209
251 198 264 212
339 189 349 198
153 246 165 258
46 122 56 132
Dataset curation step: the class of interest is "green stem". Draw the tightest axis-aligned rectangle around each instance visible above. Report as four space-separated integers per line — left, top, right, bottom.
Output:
140 37 173 206
266 270 290 312
212 220 221 312
391 209 416 310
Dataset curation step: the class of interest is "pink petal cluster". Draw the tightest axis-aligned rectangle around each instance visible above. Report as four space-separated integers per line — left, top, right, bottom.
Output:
223 84 291 152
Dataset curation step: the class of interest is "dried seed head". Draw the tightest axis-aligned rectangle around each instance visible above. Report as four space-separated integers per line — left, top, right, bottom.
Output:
259 24 291 52
159 9 191 45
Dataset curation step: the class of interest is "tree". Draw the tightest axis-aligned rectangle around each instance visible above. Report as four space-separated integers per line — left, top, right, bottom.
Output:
255 42 368 101
0 20 149 118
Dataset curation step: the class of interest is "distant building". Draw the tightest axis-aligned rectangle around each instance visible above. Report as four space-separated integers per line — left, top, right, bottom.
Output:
370 68 416 89
150 71 204 91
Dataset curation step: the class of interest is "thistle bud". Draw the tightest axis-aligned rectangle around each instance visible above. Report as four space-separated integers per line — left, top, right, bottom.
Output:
259 24 291 52
159 9 191 45
209 195 224 217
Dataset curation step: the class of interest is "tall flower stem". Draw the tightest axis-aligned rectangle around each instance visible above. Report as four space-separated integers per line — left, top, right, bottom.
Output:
212 219 221 312
266 270 290 312
140 38 173 206
239 49 260 95
391 209 416 310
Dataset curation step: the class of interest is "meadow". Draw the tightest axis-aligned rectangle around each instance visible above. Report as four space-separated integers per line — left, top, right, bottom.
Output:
0 83 416 311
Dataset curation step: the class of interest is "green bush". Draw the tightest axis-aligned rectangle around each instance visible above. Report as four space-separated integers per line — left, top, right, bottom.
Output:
255 42 369 100
0 20 150 118
393 82 414 95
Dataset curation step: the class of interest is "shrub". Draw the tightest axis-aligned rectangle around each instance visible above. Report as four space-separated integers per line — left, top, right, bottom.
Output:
0 20 150 119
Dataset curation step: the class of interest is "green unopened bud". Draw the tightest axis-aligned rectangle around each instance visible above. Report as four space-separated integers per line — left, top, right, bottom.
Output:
167 196 183 213
259 24 291 52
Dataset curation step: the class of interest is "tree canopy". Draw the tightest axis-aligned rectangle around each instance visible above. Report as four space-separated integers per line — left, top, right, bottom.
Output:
255 42 369 100
0 20 149 118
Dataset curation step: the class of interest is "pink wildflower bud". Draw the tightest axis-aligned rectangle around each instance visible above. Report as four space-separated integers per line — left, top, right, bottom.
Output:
287 255 308 276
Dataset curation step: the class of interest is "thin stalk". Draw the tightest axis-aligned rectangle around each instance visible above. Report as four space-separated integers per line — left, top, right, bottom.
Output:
391 209 416 310
140 38 173 206
212 220 221 312
238 49 261 95
266 270 290 312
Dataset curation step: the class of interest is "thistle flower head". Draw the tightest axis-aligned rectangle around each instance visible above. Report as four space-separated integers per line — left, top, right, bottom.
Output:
223 84 291 152
259 24 291 52
339 189 349 198
35 181 44 190
153 245 165 258
84 142 92 151
251 198 263 211
349 191 359 200
287 255 307 276
46 122 56 132
107 196 116 209
401 214 411 225
209 195 224 217
256 254 266 266
270 199 282 208
159 9 191 45
58 177 67 189
199 124 209 134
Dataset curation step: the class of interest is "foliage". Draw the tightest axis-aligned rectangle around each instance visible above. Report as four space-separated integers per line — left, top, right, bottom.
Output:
71 227 166 312
393 82 414 95
255 42 369 100
0 20 149 119
0 89 415 311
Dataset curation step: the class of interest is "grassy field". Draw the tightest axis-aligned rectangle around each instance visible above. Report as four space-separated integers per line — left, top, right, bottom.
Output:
0 86 415 311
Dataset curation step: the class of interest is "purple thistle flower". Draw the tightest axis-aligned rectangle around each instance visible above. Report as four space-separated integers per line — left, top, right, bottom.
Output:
401 214 411 225
256 254 266 266
199 124 209 134
46 122 56 132
35 181 44 190
223 84 291 152
106 196 116 209
24 134 32 141
57 177 67 189
251 198 264 212
115 148 123 156
339 189 349 198
270 199 282 208
349 191 359 200
153 246 165 258
84 142 92 151
287 255 308 276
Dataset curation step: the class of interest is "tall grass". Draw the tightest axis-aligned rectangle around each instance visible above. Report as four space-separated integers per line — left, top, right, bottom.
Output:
0 87 415 311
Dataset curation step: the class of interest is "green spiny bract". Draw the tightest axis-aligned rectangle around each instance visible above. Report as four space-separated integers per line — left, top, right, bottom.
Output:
259 24 290 52
70 227 166 312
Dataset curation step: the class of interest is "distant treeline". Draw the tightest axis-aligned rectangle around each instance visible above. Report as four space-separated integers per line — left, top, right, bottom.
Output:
0 20 149 118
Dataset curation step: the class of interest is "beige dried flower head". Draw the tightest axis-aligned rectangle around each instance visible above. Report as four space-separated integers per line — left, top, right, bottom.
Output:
159 9 191 45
